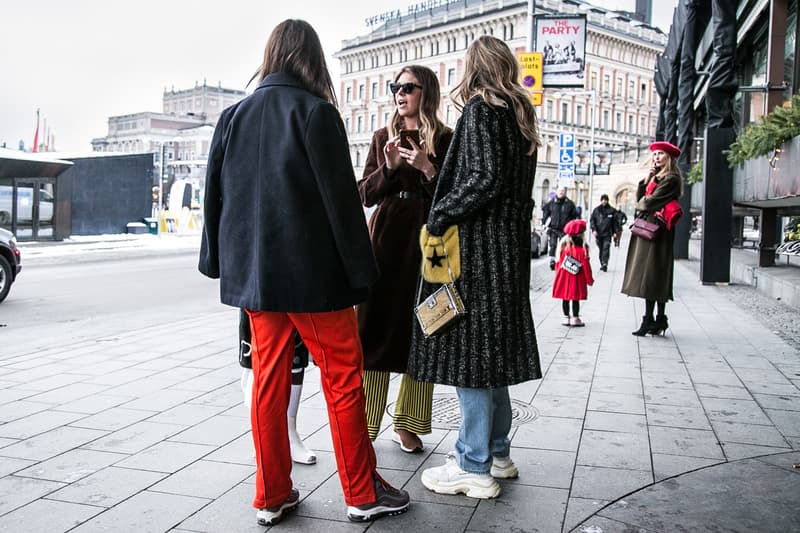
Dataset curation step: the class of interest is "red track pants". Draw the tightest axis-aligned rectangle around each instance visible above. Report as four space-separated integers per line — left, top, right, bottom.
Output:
246 308 378 508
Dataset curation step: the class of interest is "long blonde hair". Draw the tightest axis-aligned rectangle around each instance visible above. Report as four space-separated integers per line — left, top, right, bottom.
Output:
257 19 336 105
556 232 588 259
451 36 540 154
387 65 449 157
644 151 685 196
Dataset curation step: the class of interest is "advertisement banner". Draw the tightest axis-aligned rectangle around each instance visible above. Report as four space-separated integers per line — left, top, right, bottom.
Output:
594 151 612 175
534 15 587 88
517 52 543 106
574 150 591 175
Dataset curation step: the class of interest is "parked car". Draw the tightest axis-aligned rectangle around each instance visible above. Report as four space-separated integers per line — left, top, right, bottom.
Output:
0 227 21 303
0 186 54 225
530 227 548 259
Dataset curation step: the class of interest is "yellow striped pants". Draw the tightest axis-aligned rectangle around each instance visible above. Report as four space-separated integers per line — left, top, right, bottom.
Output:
362 370 433 440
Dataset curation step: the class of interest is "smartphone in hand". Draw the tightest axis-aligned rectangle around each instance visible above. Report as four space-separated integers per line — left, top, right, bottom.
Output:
399 129 421 150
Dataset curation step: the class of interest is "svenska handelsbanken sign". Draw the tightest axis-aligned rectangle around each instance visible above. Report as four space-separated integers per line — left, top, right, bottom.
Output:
534 15 587 88
365 0 462 26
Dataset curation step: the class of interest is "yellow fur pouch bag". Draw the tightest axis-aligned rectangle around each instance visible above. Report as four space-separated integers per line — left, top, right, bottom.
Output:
419 225 460 283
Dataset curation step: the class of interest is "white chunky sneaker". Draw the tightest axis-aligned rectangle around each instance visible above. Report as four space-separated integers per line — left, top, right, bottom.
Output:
421 452 501 499
490 456 519 479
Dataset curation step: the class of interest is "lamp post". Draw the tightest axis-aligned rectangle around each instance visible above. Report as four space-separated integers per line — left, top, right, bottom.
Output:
156 136 182 235
555 89 596 218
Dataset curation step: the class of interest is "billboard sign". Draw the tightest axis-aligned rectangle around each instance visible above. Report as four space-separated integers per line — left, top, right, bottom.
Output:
534 15 587 88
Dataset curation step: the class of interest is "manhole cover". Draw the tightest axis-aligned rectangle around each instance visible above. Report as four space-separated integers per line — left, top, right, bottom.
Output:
388 394 539 430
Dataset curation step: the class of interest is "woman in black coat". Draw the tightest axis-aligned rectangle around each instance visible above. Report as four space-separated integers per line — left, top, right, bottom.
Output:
198 19 408 526
409 36 542 500
356 65 452 453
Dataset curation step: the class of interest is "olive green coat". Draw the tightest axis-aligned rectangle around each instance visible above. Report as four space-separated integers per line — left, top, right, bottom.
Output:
621 172 682 302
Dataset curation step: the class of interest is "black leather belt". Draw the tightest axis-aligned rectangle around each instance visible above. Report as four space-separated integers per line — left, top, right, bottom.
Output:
394 191 426 199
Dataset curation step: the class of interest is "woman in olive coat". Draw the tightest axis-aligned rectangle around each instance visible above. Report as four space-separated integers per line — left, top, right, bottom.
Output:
409 36 542 500
621 141 684 336
356 65 452 452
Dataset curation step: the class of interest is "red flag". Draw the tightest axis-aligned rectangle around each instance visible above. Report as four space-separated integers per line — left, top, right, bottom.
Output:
32 109 40 153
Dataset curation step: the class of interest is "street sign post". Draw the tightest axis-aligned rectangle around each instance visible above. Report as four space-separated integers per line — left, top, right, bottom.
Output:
558 132 575 187
518 52 543 106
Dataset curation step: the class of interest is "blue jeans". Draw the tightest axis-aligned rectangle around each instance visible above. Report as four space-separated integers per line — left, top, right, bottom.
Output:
454 387 512 473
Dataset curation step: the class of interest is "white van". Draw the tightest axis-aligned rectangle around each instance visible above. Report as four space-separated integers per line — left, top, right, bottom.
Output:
0 186 54 225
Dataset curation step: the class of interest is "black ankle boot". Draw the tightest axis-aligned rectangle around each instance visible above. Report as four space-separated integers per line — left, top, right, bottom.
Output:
632 316 654 336
651 315 669 336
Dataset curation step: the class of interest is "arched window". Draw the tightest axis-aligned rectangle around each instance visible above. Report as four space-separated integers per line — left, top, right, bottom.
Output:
541 178 551 209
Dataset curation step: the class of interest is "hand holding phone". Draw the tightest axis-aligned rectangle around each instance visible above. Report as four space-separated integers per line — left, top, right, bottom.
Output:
399 129 421 151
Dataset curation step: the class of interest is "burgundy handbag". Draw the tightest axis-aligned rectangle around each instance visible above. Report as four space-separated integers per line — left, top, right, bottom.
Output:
630 218 660 240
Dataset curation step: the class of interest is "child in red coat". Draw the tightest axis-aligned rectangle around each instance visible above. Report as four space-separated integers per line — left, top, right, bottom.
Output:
552 219 594 326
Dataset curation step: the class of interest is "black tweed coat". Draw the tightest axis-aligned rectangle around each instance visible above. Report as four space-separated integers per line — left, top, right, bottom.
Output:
407 96 542 389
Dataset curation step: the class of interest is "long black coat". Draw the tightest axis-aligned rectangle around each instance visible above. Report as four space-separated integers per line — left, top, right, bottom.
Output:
407 96 542 389
621 172 682 302
198 73 377 312
356 128 453 373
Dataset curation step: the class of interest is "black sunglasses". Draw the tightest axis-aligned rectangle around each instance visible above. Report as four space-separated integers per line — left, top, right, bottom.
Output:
390 82 423 94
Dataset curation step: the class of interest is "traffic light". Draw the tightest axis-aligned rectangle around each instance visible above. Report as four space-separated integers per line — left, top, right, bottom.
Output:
152 186 159 202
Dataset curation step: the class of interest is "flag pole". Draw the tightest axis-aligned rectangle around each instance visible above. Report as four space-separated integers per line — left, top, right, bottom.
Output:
32 109 40 153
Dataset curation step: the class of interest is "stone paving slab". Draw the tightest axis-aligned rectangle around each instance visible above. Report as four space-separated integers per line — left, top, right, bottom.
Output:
574 452 800 533
1 243 799 531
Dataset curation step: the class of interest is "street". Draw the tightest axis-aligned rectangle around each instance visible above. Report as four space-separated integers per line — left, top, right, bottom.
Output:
0 252 224 352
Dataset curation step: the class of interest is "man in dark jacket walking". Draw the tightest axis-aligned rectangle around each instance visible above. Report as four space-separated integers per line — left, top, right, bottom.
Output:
542 186 579 270
590 194 617 271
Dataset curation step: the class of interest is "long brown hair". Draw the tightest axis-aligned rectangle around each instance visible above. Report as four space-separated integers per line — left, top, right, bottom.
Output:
257 19 337 105
387 65 449 157
451 36 540 154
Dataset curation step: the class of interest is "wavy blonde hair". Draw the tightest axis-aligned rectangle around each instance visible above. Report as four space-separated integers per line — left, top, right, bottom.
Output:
451 36 540 154
386 65 449 157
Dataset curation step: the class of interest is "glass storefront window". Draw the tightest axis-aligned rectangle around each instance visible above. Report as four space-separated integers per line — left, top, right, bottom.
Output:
785 0 797 99
749 34 769 122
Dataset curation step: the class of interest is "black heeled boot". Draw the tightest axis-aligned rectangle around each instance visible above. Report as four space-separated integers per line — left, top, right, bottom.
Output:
650 315 669 336
632 316 654 336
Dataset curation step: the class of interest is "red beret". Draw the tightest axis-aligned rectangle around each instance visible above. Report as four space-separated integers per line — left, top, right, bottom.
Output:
563 219 587 235
649 141 681 158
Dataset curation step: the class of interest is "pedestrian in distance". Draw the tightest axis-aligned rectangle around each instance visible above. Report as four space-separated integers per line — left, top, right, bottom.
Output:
356 65 453 454
621 141 684 337
542 186 579 270
552 219 594 327
613 209 628 247
590 193 617 271
408 35 543 500
198 19 409 526
238 310 316 465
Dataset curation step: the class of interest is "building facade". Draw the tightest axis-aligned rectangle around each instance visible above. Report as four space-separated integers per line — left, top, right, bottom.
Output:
91 81 245 209
335 0 667 220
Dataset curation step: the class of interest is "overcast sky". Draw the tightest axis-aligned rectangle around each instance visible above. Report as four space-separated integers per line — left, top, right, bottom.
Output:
0 0 677 152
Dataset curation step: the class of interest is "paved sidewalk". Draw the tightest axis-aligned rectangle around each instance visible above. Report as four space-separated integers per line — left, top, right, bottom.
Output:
0 240 799 532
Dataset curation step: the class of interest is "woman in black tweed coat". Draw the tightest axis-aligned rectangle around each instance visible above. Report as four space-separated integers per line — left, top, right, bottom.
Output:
409 36 542 500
